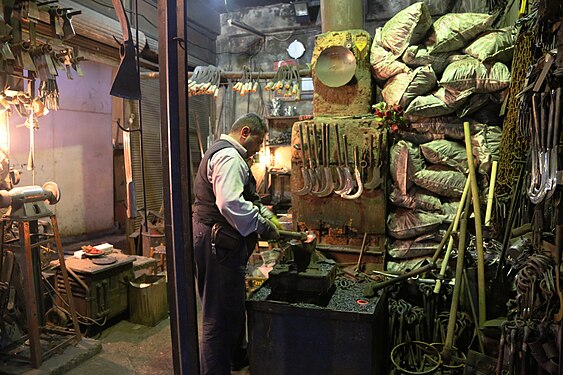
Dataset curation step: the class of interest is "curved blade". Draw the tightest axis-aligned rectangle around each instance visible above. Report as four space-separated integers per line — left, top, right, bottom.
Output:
295 167 312 196
545 147 558 201
335 167 355 195
363 166 381 189
341 167 364 199
314 167 335 197
307 169 319 194
333 166 346 192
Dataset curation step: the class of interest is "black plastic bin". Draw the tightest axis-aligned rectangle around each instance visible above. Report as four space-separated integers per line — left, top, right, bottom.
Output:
247 284 387 375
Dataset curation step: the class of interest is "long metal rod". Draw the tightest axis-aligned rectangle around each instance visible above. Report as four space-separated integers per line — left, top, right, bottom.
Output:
158 0 199 373
142 68 312 80
444 187 471 354
464 121 486 326
433 178 471 294
134 0 149 233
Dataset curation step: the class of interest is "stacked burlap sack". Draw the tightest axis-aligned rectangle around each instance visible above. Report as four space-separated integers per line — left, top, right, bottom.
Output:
369 2 512 272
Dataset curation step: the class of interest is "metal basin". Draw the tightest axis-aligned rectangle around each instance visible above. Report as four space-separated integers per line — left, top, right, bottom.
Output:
316 45 356 87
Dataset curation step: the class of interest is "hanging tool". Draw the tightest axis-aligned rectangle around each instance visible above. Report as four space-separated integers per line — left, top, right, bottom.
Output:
305 124 319 194
545 87 561 200
333 125 349 194
341 146 363 200
315 123 334 197
337 134 356 196
295 123 311 196
309 123 323 195
123 128 136 219
364 132 383 190
110 0 141 100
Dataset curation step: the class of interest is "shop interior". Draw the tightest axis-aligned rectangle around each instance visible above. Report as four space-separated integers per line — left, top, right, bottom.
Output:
0 0 562 374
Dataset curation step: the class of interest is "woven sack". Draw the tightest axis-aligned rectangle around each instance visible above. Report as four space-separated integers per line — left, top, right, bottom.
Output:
427 13 494 54
380 2 432 56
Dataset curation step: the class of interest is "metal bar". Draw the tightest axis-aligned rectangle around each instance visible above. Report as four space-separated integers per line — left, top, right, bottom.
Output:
444 187 471 354
484 160 498 227
365 263 437 295
20 221 41 368
143 68 312 80
158 0 200 373
464 121 486 326
51 216 82 343
354 232 368 272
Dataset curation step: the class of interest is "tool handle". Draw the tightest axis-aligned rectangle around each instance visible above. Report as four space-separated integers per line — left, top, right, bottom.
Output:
369 134 374 167
298 123 306 165
334 124 342 166
554 87 562 148
312 123 320 167
369 263 436 292
325 124 330 168
278 230 307 241
305 124 314 168
343 134 350 166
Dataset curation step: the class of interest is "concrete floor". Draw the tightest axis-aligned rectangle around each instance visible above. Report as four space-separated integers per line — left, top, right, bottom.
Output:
1 233 252 374
66 318 250 375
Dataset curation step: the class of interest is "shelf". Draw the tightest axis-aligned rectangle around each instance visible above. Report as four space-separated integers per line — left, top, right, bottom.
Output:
266 143 290 148
267 170 291 176
265 116 301 120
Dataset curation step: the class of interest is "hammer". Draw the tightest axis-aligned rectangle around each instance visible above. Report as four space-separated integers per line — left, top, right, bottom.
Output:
278 230 308 241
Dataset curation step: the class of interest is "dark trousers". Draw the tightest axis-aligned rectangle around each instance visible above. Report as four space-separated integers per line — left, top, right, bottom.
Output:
193 219 249 375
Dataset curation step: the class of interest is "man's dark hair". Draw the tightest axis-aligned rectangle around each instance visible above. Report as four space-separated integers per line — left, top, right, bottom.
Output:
230 112 267 135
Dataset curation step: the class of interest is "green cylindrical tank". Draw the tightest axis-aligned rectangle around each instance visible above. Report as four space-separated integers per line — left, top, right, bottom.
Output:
320 0 363 32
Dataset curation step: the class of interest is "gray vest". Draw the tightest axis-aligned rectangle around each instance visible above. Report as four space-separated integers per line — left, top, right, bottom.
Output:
192 139 260 229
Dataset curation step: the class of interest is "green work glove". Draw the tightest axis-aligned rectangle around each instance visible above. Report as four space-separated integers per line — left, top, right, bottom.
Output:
259 216 280 241
258 204 281 229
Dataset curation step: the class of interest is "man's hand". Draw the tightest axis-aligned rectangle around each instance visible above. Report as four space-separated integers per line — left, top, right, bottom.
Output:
259 204 282 229
260 217 280 241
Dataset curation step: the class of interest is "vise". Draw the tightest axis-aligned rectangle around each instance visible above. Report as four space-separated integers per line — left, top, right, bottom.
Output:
267 230 337 303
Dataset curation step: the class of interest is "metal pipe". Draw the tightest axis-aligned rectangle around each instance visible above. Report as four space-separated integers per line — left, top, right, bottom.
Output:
227 19 266 38
320 0 364 32
143 68 312 80
364 263 437 296
485 160 498 227
444 186 471 356
464 121 486 326
159 0 199 373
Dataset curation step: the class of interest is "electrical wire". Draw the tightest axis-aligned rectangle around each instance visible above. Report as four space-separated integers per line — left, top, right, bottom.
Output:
88 0 158 30
42 271 109 327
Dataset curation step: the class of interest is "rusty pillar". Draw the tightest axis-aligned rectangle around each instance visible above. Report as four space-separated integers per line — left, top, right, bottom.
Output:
320 0 364 32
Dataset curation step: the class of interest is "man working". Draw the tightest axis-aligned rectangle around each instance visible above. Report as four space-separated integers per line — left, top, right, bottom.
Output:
192 112 280 374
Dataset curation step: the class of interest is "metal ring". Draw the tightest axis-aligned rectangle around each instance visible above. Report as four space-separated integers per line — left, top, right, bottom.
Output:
390 341 441 375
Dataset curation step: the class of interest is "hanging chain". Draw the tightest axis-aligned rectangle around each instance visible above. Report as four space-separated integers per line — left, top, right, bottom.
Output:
496 29 535 200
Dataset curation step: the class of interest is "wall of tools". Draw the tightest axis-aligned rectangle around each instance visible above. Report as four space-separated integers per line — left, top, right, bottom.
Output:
0 1 117 237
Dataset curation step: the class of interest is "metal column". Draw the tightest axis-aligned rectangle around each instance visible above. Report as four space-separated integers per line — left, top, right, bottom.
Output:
158 0 200 374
